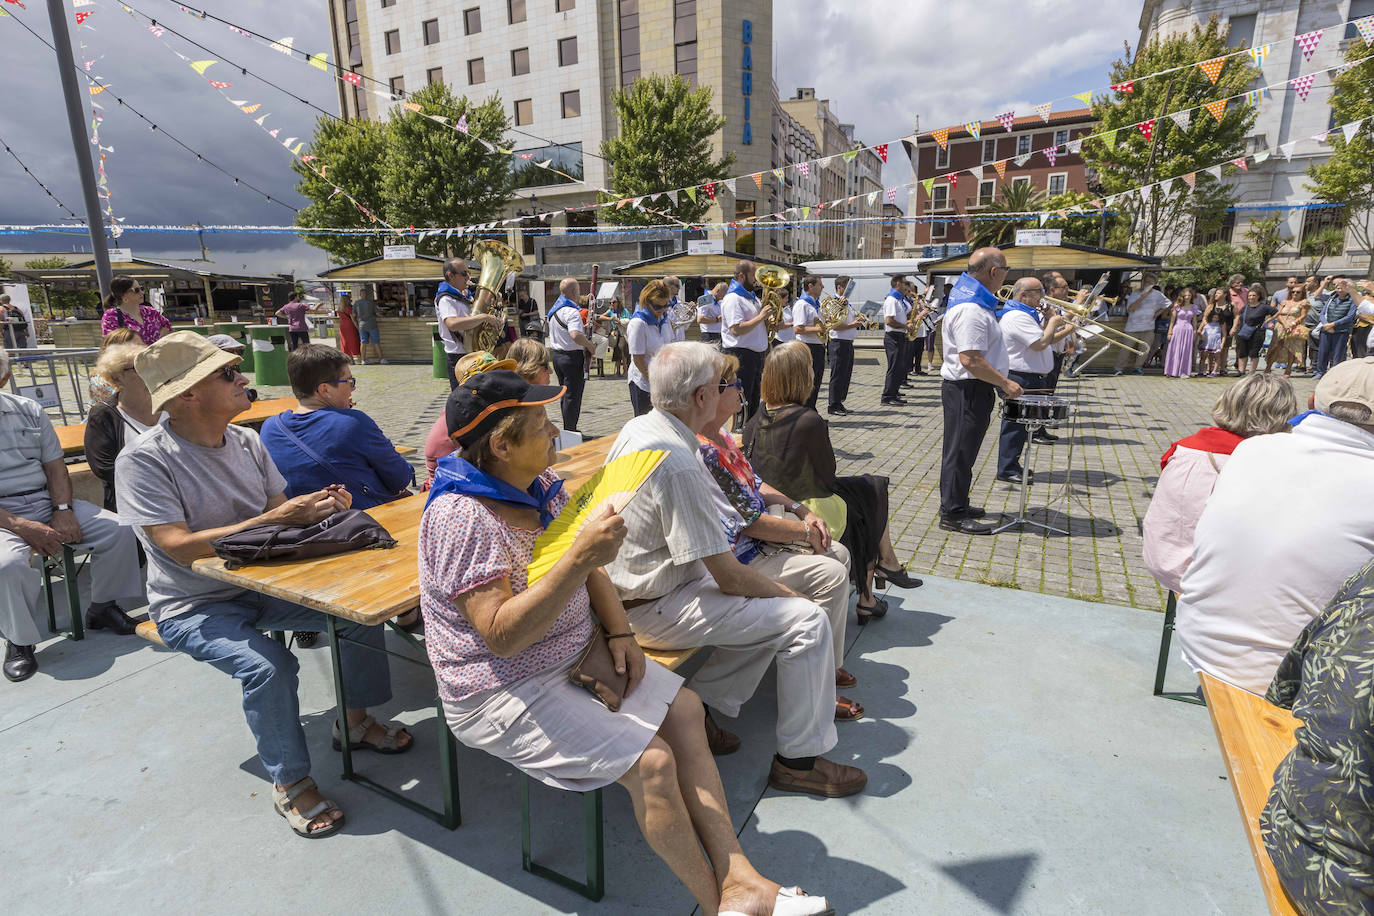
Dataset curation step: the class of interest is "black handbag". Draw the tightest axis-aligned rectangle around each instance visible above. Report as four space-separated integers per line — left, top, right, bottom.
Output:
210 509 397 569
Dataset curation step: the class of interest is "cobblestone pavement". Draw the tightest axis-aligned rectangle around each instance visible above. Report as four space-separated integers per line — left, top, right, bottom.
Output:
263 343 1317 611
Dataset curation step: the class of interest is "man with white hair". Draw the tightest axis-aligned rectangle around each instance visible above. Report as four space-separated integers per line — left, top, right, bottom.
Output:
605 342 866 798
1176 357 1374 695
0 348 143 682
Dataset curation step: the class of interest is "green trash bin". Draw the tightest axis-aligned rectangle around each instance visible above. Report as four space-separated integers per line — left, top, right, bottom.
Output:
431 322 447 380
215 322 251 372
247 324 288 386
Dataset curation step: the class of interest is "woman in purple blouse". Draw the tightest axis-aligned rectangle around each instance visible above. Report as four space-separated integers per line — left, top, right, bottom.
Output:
99 276 171 345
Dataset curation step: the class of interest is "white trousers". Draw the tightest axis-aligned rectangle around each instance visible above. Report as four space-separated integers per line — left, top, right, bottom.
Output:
748 542 851 670
0 492 143 646
627 575 838 759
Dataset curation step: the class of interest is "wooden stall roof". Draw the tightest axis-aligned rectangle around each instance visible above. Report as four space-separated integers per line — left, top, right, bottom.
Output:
9 256 276 286
614 249 795 278
317 254 453 283
922 242 1163 275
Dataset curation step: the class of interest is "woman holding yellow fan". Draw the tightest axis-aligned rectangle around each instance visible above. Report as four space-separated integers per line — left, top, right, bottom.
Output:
417 369 833 916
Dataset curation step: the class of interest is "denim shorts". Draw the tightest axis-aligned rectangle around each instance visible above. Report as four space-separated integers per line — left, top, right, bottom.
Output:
358 326 380 344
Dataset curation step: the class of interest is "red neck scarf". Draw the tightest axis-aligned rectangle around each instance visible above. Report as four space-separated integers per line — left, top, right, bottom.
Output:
1160 426 1244 470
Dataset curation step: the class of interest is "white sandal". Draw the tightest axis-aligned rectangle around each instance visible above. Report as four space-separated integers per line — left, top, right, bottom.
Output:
272 777 344 839
720 886 834 916
330 714 412 754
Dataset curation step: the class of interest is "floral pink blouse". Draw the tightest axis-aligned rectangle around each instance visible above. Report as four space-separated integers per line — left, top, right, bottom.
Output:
101 304 171 345
418 469 592 703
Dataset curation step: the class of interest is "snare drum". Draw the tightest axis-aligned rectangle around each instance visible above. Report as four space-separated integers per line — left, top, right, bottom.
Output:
1001 394 1072 426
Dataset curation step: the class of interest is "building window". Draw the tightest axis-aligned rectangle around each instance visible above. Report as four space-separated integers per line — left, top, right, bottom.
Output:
1229 12 1257 47
463 7 481 34
675 41 697 86
389 75 405 98
514 98 533 125
1194 211 1237 247
509 0 526 24
982 138 997 163
1301 206 1346 249
1016 134 1031 156
352 65 368 118
932 184 949 211
556 0 575 9
931 220 947 240
422 18 439 45
1047 173 1067 196
978 180 995 205
1348 2 1374 39
511 47 530 76
380 0 395 7
1053 129 1068 148
427 66 444 85
935 144 949 170
619 0 640 87
561 89 580 118
467 57 485 84
558 36 578 66
384 29 401 54
1011 175 1031 191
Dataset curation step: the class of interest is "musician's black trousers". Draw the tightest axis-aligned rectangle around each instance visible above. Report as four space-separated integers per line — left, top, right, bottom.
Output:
827 339 854 409
940 378 997 519
805 342 827 410
997 371 1048 478
726 347 765 419
552 348 586 431
1047 352 1064 391
628 382 653 417
882 332 907 400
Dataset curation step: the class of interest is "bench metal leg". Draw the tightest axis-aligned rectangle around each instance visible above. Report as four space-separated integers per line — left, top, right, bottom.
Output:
42 557 58 635
1154 592 1204 706
61 547 84 641
521 775 604 901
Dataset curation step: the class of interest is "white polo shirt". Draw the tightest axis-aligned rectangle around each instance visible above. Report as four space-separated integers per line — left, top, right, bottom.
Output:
1125 286 1170 334
773 301 796 343
881 293 910 333
793 296 823 345
1177 414 1374 695
999 306 1053 375
829 300 858 342
435 291 470 355
697 295 722 333
627 312 674 393
546 300 585 353
940 302 1008 381
721 289 767 352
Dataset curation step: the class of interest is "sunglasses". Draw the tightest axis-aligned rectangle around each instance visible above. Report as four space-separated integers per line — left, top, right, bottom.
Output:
719 378 743 392
328 377 358 389
216 365 243 383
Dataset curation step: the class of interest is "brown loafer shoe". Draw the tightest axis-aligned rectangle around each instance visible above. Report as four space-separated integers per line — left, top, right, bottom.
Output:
768 756 867 798
835 668 857 688
704 712 741 756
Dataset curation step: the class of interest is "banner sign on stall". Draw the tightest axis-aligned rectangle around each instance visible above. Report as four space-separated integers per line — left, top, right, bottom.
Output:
383 244 416 260
1014 229 1062 246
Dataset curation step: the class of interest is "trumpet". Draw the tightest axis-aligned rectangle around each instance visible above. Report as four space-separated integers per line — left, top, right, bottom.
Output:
994 286 1149 355
756 265 790 340
468 239 525 352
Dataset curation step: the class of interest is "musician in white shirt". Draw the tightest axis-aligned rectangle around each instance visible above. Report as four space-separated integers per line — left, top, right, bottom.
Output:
826 276 861 416
663 275 686 342
1115 272 1170 374
721 260 768 417
697 281 726 345
792 275 827 410
627 279 676 417
880 277 912 405
995 278 1075 482
546 276 594 432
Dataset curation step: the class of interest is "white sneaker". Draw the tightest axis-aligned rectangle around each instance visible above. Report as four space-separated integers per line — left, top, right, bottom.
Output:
720 886 833 916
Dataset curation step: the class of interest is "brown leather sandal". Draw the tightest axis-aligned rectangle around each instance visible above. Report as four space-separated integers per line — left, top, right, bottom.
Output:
834 696 864 721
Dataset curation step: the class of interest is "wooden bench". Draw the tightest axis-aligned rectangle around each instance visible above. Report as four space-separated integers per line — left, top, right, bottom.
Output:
1199 673 1302 916
135 620 164 646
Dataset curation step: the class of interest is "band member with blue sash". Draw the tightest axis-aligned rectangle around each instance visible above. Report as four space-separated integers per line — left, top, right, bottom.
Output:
546 277 594 433
995 277 1075 484
436 259 504 389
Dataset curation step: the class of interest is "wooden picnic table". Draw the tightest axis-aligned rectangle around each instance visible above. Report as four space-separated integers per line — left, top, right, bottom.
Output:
54 397 297 456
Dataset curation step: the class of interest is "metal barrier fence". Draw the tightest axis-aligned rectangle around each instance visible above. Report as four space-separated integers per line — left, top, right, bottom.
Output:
3 348 100 425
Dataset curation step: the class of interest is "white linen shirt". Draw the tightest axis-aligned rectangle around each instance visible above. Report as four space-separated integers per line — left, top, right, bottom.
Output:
627 314 674 393
828 300 858 342
999 308 1053 375
881 293 910 332
436 292 470 355
940 303 1008 381
1125 286 1170 333
793 297 823 345
1176 414 1374 695
546 304 585 353
721 290 767 351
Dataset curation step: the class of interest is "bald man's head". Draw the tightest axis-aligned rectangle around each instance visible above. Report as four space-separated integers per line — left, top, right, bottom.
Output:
559 277 579 298
968 247 1008 279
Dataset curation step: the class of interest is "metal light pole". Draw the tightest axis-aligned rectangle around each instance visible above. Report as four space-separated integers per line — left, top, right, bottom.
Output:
46 0 112 300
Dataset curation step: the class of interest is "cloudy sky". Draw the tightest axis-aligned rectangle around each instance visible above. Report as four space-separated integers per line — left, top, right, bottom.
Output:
1 0 1140 276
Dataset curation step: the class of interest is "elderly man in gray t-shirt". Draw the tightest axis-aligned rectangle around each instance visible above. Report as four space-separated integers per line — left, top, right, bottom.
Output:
115 331 412 839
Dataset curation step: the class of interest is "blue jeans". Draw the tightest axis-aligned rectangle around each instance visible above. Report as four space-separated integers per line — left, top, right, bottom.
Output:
157 593 392 786
1315 330 1351 378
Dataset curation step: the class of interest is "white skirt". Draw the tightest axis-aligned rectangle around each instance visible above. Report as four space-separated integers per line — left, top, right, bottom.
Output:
443 654 684 792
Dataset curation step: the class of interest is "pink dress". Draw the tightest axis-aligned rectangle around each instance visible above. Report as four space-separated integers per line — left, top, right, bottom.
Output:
1163 305 1198 378
101 304 171 345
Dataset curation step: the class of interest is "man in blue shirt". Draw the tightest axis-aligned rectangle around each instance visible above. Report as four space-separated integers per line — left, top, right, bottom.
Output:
1312 276 1359 379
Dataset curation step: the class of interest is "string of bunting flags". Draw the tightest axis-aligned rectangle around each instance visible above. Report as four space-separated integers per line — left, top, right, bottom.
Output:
73 0 122 237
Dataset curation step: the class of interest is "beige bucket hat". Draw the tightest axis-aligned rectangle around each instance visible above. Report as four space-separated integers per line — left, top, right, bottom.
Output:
135 330 241 412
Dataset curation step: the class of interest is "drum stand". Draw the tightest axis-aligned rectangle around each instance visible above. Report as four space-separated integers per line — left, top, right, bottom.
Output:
992 418 1069 536
1044 372 1094 519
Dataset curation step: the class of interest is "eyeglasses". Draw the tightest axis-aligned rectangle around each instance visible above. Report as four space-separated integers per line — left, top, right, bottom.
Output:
328 377 358 389
216 365 243 383
129 286 143 293
719 378 743 392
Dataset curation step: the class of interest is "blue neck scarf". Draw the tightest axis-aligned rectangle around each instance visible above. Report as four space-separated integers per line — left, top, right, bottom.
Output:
632 306 668 328
1287 409 1328 428
997 301 1042 324
948 271 1000 313
425 454 564 528
887 289 910 307
550 295 579 316
436 281 469 306
727 279 758 302
799 292 819 309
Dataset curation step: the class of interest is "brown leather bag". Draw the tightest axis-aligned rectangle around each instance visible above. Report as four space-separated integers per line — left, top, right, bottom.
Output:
567 625 628 712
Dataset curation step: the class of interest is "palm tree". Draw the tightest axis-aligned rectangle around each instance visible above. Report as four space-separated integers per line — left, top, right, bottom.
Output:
968 182 1047 249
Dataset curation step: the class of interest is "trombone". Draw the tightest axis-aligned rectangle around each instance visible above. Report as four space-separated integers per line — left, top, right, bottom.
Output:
995 286 1148 355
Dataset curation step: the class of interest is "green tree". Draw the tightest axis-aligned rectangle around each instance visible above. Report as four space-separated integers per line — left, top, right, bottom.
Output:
968 181 1044 249
1243 213 1286 274
1301 227 1345 276
383 83 515 257
292 116 391 263
1083 17 1259 257
22 257 100 317
0 256 12 276
600 75 735 226
1306 36 1373 277
1166 242 1259 290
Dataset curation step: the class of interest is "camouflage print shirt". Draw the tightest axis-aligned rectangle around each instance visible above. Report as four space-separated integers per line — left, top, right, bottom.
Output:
1262 558 1374 914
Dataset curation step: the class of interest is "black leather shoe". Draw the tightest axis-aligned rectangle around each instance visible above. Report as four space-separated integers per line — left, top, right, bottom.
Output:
939 517 994 535
880 398 907 406
966 507 987 519
827 405 849 416
875 565 923 589
85 601 138 636
996 470 1034 484
1032 429 1058 442
4 642 37 682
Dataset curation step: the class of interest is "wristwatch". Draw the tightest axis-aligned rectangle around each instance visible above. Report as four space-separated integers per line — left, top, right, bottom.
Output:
53 503 72 512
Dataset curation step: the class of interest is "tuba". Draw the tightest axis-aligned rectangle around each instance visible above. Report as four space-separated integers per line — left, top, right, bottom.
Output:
819 294 849 333
755 265 790 340
467 239 525 352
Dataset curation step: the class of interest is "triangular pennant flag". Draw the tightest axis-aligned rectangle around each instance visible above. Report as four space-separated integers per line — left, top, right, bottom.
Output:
290 142 304 155
723 178 736 194
1013 153 1031 167
1100 129 1117 149
1244 87 1266 107
208 80 232 89
968 165 984 181
684 187 697 203
1034 102 1052 122
874 143 888 163
427 114 449 124
1205 99 1227 122
283 137 297 148
948 173 958 190
1207 165 1223 179
1289 74 1316 101
1358 16 1374 45
1111 80 1135 93
816 156 833 170
1072 91 1092 107
1139 119 1155 141
996 111 1016 132
240 103 260 114
255 114 269 125
932 127 950 149
189 59 216 75
751 173 763 189
886 187 898 204
309 52 328 71
866 190 878 206
270 37 295 55
1295 29 1323 61
341 71 361 86
1231 157 1248 171
88 84 107 95
1170 110 1191 132
920 177 935 195
74 10 92 24
1067 138 1082 155
1198 57 1226 83
1343 119 1364 142
268 128 280 138
964 121 981 140
801 206 811 219
403 102 421 112
771 167 784 182
614 198 631 210
841 150 858 162
1248 44 1270 66
497 147 513 154
1278 141 1297 160
992 159 1007 180
1038 212 1050 227
456 114 468 132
